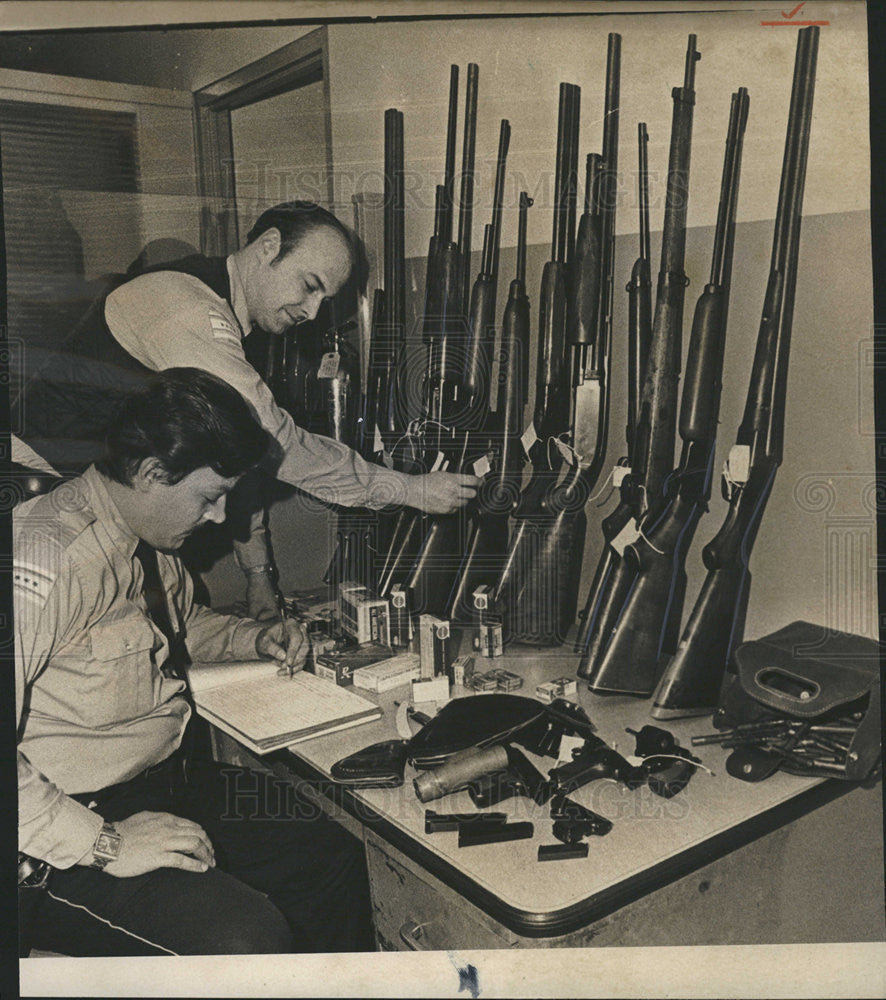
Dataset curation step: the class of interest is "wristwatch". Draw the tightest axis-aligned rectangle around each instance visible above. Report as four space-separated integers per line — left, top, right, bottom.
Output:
89 821 123 871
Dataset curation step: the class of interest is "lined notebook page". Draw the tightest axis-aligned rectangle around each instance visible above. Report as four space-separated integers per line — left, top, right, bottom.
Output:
189 665 380 746
187 659 278 694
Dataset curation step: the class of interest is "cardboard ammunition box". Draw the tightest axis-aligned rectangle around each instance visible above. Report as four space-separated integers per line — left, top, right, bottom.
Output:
489 668 523 692
418 614 451 679
535 680 560 703
451 654 475 688
314 643 394 686
389 584 413 646
411 675 451 706
470 671 499 692
338 583 391 646
286 587 338 620
552 676 578 701
479 619 503 658
536 676 578 702
352 652 421 693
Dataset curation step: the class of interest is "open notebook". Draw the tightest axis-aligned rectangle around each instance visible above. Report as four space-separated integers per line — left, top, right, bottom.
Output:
187 660 382 754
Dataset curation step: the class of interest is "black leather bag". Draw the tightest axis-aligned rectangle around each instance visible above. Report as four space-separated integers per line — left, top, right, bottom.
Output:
717 621 881 781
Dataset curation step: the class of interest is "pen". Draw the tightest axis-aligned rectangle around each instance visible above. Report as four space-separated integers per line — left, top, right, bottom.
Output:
276 592 300 679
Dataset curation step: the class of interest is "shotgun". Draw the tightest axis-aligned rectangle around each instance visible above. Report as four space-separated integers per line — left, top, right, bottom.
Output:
493 81 579 644
574 122 651 662
581 35 700 688
499 34 622 646
327 109 406 591
376 67 464 600
589 87 749 697
407 116 514 621
448 190 532 621
652 26 819 718
385 65 480 615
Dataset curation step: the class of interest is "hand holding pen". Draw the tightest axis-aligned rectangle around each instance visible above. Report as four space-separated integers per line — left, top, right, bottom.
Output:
255 595 309 677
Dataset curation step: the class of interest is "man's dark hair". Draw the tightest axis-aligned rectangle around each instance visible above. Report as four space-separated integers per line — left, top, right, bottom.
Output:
96 368 270 486
246 200 354 264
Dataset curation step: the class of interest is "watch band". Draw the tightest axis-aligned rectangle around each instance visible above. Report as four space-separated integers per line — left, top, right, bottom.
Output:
90 821 122 871
18 852 52 890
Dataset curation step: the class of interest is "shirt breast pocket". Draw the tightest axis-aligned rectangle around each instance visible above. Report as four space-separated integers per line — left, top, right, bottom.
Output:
85 618 158 727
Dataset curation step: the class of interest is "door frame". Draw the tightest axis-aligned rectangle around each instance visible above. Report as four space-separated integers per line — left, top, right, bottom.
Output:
193 25 333 255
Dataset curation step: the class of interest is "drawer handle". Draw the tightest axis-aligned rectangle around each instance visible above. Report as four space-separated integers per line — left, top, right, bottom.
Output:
398 920 430 951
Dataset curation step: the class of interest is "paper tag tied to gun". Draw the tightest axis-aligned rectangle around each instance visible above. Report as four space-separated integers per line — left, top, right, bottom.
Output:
610 518 641 557
554 438 580 467
521 423 538 458
317 351 341 379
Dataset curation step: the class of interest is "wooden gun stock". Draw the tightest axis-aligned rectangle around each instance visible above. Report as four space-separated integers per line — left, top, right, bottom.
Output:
652 27 819 717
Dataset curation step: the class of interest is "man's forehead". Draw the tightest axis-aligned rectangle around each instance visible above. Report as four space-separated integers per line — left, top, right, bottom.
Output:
286 227 350 275
181 467 240 492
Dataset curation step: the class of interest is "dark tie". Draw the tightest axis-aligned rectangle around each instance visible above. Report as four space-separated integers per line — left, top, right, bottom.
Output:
134 539 211 764
134 539 190 680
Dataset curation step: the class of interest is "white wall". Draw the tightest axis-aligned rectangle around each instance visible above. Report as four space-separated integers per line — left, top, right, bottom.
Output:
326 6 869 257
320 6 876 643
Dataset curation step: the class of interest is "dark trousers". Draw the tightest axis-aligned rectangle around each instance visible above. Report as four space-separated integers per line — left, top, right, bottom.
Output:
21 758 375 956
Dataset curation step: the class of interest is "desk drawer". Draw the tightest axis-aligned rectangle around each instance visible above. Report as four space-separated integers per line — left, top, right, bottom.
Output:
365 831 517 952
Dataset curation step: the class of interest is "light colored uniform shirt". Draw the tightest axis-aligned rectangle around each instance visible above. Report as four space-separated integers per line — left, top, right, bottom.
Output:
104 258 411 511
15 466 267 869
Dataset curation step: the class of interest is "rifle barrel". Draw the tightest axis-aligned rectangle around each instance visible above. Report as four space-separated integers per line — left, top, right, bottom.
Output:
458 62 479 312
442 65 459 243
638 122 650 263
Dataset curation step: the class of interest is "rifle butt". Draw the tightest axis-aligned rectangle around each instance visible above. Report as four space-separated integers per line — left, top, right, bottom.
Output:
574 502 632 657
581 552 639 687
651 561 750 718
588 541 684 696
508 508 587 646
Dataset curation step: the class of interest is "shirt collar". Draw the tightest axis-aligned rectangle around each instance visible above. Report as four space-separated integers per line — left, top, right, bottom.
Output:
81 465 140 560
226 255 252 336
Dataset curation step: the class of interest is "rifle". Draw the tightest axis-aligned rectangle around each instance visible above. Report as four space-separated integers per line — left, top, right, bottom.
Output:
376 68 462 600
447 189 532 621
406 109 513 621
652 26 819 718
380 64 480 614
580 35 700 689
498 33 622 646
327 109 405 591
587 87 749 697
493 80 580 643
628 122 653 452
574 122 651 661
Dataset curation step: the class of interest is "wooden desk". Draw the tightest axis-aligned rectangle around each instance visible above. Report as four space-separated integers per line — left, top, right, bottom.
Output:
211 645 885 951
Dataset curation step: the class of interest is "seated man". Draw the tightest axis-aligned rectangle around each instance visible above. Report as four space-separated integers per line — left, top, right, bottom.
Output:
15 368 374 956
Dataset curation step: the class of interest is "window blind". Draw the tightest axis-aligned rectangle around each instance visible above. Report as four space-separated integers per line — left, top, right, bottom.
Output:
0 99 140 379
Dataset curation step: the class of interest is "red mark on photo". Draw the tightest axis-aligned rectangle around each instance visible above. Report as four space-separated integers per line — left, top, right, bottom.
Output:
761 1 829 25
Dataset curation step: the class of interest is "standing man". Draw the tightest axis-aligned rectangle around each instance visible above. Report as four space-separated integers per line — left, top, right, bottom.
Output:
16 368 374 956
12 200 480 618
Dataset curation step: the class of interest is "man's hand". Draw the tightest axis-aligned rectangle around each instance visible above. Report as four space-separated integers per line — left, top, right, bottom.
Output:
256 617 308 674
407 471 481 514
245 570 279 623
85 811 216 878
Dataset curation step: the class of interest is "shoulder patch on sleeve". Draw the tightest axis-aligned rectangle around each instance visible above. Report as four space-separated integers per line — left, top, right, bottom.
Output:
13 560 57 607
207 307 242 346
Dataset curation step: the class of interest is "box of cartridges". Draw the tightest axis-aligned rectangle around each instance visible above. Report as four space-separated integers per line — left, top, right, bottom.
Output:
338 583 390 646
352 652 421 693
314 643 393 686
